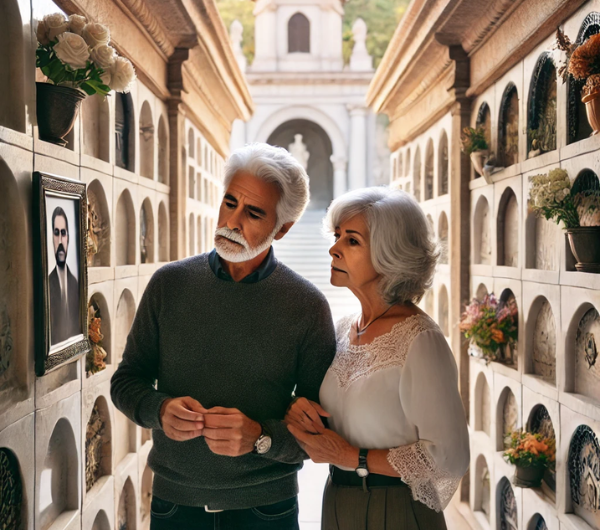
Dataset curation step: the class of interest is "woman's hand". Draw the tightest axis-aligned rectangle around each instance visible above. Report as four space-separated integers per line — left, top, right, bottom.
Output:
287 423 359 468
284 397 330 434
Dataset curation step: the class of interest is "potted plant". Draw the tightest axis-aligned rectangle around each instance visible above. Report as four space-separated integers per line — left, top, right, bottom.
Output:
461 126 489 180
529 168 600 272
35 13 136 146
460 293 518 364
504 430 555 488
87 303 107 375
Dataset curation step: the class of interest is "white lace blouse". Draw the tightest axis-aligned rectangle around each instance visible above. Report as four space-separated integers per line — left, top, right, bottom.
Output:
320 313 470 512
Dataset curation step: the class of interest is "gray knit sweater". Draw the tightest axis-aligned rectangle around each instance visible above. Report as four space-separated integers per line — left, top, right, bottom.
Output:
110 253 336 510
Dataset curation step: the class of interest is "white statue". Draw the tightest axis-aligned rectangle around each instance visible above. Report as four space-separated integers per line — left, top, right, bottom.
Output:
230 20 247 72
288 134 310 169
350 18 373 71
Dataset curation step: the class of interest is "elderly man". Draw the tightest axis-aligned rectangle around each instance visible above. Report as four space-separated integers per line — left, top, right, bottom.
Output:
111 143 336 530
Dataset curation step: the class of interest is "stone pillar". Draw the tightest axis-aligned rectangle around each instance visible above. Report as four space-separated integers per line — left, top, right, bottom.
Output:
330 155 347 198
347 105 367 190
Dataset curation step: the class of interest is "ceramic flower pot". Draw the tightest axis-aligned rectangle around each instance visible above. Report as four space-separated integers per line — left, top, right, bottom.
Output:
36 82 86 147
582 90 600 136
566 227 600 273
470 150 488 177
513 465 545 488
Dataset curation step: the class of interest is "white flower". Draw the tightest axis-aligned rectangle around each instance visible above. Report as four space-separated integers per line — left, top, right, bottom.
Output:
36 20 50 46
82 22 110 48
68 15 87 36
43 13 69 42
90 45 116 69
100 71 112 88
53 32 90 70
109 56 136 93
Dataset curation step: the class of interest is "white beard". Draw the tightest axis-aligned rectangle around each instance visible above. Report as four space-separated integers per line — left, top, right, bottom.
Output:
214 224 280 263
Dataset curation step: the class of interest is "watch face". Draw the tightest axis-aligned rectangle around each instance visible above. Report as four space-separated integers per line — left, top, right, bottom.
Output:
356 468 369 478
256 435 272 454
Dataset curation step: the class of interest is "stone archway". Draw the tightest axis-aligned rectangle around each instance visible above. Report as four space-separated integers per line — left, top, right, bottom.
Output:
267 119 334 210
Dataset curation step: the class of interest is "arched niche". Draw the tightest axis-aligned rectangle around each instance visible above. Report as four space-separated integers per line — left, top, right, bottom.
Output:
424 139 434 200
527 404 556 494
527 297 556 384
188 128 195 159
397 153 404 179
85 396 112 492
116 190 136 266
140 466 153 524
197 172 202 202
115 289 135 362
426 214 435 237
91 509 111 530
423 289 434 318
568 425 600 528
568 13 600 144
572 305 600 403
527 53 557 156
197 216 203 255
473 196 491 265
476 101 492 150
157 116 168 185
117 477 137 530
82 96 110 162
88 292 111 368
204 145 208 171
197 138 202 166
140 199 155 264
0 448 24 529
438 131 449 195
497 477 518 530
188 167 195 199
39 418 78 529
203 179 209 205
139 102 155 180
115 93 135 172
158 202 169 262
413 146 421 202
288 13 310 53
498 83 519 167
392 159 397 181
438 212 449 264
474 454 491 521
525 210 559 270
113 406 136 468
500 288 519 368
572 169 600 205
475 283 489 301
87 180 111 267
474 372 491 436
189 214 195 256
438 284 449 337
497 188 519 267
0 161 28 408
527 514 549 530
405 148 411 176
0 1 25 131
497 387 518 450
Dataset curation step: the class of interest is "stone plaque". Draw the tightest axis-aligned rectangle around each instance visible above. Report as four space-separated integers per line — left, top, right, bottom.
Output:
532 301 556 383
569 425 600 527
503 390 518 447
0 449 22 530
575 308 600 403
535 216 559 270
499 478 518 530
481 377 491 436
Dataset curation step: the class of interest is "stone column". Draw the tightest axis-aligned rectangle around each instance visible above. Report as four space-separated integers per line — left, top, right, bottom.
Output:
330 155 347 198
347 105 367 190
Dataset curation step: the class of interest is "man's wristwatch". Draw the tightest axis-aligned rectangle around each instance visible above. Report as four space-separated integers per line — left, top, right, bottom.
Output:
252 424 272 454
355 448 369 478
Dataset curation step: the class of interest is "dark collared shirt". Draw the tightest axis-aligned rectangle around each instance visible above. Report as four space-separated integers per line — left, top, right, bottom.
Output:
207 247 278 283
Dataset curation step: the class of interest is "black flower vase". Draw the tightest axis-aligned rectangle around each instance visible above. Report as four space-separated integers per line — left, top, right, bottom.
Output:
36 82 86 147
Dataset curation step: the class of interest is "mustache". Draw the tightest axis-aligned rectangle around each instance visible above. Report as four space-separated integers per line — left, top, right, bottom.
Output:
214 227 250 250
56 244 66 255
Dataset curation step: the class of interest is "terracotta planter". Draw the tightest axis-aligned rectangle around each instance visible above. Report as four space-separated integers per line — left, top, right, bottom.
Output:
513 465 545 488
470 150 488 177
36 82 86 147
566 227 600 273
582 90 600 136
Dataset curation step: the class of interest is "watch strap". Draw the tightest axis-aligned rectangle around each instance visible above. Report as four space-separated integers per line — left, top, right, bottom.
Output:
358 448 369 469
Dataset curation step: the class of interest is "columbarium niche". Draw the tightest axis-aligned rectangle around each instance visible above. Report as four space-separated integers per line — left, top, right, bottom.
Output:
424 290 434 318
91 509 110 530
500 289 518 368
117 478 136 530
88 292 111 371
140 466 152 525
476 283 489 301
188 128 195 159
438 285 449 337
528 514 549 530
140 199 155 264
474 372 491 436
39 419 78 530
115 290 135 362
189 215 195 256
424 139 434 201
497 188 519 267
413 147 421 202
197 217 203 255
85 397 112 492
438 131 448 195
116 190 136 266
571 170 600 229
0 448 23 530
197 173 202 201
499 84 519 167
113 407 136 468
498 387 518 450
476 102 492 149
197 139 202 166
439 212 449 265
474 454 490 521
527 405 556 494
527 53 557 156
473 196 491 265
405 149 410 176
157 116 168 185
158 202 169 262
87 180 111 267
568 425 600 529
139 102 155 180
574 307 600 403
528 299 556 384
82 96 110 163
0 1 25 132
497 477 518 530
525 210 559 270
188 167 195 199
426 214 434 237
115 94 135 172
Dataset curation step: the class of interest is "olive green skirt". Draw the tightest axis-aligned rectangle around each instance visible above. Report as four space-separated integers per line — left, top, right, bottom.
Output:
321 477 447 530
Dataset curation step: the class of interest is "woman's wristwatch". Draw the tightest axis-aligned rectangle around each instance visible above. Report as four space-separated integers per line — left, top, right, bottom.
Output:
355 448 369 478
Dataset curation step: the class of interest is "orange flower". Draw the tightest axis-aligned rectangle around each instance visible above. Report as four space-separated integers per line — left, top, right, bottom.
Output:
89 317 103 344
491 329 504 343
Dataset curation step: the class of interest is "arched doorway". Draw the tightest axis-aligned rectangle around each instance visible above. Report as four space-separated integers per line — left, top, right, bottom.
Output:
267 119 334 210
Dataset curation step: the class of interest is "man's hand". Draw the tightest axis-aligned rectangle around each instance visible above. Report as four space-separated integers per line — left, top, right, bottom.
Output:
202 407 262 456
284 397 330 434
160 397 205 441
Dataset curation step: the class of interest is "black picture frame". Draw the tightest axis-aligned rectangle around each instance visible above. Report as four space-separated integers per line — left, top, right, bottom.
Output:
33 172 90 376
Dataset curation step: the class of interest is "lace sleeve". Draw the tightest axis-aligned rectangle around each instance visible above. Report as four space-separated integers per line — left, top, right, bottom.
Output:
387 441 461 512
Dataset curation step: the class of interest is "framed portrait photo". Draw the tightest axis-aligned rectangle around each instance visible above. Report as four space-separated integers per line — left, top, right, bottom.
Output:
33 172 90 376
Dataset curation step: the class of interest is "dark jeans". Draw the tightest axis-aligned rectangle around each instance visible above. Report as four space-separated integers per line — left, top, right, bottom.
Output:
150 495 299 530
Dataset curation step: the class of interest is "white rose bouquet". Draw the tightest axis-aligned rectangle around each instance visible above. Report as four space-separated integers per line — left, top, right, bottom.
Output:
36 13 136 96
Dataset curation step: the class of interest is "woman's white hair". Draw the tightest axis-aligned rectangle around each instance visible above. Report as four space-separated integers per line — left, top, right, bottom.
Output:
224 143 310 225
325 186 439 305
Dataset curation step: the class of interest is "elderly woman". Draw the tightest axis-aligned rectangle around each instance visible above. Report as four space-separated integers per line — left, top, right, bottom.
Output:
285 187 469 530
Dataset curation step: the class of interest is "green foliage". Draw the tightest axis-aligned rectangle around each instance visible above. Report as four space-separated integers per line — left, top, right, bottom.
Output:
503 431 555 469
216 0 256 65
460 126 488 154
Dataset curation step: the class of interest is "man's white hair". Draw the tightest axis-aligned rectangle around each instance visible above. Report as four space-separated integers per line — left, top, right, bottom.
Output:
224 143 310 225
324 186 439 305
